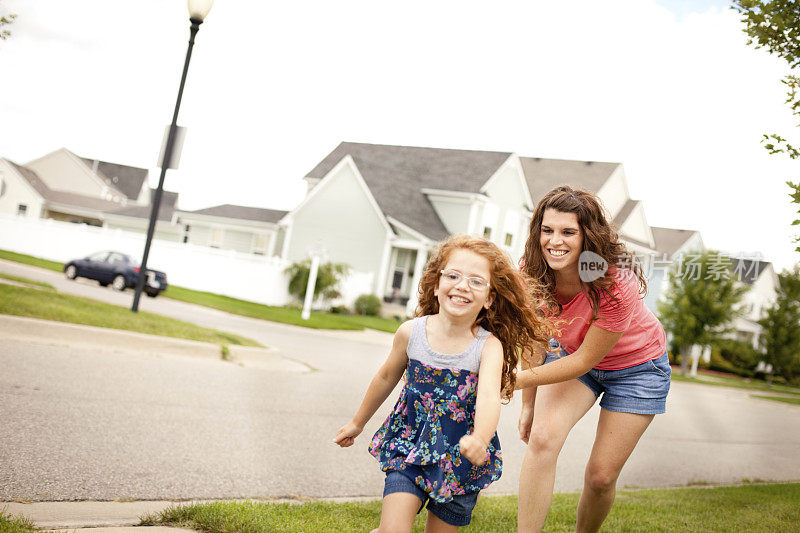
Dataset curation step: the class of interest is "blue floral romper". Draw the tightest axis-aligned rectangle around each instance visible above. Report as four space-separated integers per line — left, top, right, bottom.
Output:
368 315 502 503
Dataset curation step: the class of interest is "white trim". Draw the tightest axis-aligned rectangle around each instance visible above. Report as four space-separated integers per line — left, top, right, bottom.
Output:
286 155 393 236
479 154 534 210
405 244 431 316
375 233 393 295
280 217 293 259
175 210 282 230
420 188 486 202
467 201 479 234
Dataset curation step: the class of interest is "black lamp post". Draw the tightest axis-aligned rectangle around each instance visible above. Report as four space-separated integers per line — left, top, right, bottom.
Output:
132 0 214 312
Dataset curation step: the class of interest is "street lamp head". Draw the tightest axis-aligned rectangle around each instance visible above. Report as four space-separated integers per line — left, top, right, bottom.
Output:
187 0 214 22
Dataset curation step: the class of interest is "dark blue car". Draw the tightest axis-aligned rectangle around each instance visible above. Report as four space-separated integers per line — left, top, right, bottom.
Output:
63 251 168 297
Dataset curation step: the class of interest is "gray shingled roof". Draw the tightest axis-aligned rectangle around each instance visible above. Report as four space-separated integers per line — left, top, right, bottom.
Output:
81 157 148 201
651 226 698 257
519 157 620 206
106 189 178 222
306 142 512 240
613 199 639 227
732 258 771 285
185 204 288 223
7 160 127 212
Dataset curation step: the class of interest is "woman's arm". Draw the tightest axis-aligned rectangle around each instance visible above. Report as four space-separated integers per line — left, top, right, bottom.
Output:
514 325 623 389
459 336 503 465
332 320 413 447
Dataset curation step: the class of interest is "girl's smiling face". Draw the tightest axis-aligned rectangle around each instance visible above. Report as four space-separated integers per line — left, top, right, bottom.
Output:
434 248 493 319
540 208 583 273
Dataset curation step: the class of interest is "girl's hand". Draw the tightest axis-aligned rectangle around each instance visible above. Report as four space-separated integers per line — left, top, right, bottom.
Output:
333 421 363 447
518 407 534 444
459 434 488 466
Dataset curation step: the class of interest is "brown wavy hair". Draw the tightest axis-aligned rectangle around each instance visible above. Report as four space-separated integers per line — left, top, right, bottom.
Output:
520 185 646 320
416 234 553 401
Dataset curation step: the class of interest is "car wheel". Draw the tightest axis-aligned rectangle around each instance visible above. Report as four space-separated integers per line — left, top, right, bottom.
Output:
112 275 127 291
65 265 77 280
145 290 159 298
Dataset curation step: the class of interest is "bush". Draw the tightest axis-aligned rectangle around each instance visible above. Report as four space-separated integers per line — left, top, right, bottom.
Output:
285 260 350 304
354 294 382 316
329 305 350 315
712 339 761 376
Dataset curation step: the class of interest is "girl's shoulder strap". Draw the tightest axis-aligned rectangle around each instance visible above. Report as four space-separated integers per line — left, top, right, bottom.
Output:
406 315 428 359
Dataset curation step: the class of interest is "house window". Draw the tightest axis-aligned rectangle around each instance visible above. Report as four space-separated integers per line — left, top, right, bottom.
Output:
252 233 268 255
17 204 28 216
209 228 224 248
504 233 513 246
483 226 492 239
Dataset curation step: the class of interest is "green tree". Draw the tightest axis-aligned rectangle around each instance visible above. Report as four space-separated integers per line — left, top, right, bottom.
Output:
284 260 350 306
0 11 15 41
658 251 749 375
733 1 800 250
758 264 800 382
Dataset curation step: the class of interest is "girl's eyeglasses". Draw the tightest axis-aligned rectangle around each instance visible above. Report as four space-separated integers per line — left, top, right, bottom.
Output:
439 269 490 290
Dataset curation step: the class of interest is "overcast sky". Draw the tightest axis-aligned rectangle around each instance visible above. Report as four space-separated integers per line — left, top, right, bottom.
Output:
2 0 799 271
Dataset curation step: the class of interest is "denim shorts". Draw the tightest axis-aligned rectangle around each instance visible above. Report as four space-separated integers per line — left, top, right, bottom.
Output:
543 344 671 415
382 470 480 526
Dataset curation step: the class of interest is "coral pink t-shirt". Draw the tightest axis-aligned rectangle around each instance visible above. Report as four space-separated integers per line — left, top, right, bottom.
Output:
551 268 666 371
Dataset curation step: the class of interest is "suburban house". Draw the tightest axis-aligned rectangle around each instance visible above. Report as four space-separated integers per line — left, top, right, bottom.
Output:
645 226 704 310
0 156 127 225
731 258 779 349
278 142 667 314
174 204 288 255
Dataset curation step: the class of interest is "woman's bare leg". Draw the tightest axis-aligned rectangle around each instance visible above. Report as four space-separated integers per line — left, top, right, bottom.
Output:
518 379 597 532
575 409 654 533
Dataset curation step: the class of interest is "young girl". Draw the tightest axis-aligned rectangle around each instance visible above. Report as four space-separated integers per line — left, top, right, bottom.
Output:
515 185 671 533
334 235 551 532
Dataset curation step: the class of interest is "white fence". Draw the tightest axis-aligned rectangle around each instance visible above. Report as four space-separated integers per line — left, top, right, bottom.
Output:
0 214 374 308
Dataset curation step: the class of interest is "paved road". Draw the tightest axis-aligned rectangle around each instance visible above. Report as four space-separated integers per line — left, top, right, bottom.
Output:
2 259 800 501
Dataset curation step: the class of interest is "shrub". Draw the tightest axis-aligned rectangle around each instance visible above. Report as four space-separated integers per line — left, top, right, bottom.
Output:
329 305 350 315
354 294 382 316
285 260 350 304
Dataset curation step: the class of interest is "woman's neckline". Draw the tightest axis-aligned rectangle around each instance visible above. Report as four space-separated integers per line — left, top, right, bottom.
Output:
423 315 481 356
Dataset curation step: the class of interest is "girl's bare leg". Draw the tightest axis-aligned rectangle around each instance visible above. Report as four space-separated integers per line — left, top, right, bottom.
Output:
575 409 654 533
518 379 597 532
424 512 458 533
375 492 423 533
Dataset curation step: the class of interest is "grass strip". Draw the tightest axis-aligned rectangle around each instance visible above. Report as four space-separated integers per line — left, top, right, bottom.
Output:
751 394 800 406
0 508 36 533
0 284 261 347
0 272 55 290
162 285 403 333
671 372 800 396
0 249 63 272
142 483 800 533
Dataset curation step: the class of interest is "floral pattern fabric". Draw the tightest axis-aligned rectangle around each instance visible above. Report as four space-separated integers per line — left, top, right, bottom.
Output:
368 358 502 503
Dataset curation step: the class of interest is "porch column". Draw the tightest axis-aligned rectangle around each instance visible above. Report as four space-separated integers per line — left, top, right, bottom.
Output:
405 245 429 317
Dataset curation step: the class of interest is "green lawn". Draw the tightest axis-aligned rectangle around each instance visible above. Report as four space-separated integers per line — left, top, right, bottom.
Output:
751 394 800 406
672 372 800 396
141 483 800 533
0 283 260 347
0 272 55 290
0 249 62 272
162 285 403 333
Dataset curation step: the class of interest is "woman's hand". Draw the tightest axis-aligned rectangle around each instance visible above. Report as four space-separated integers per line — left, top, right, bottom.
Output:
518 407 534 444
333 421 363 447
459 434 489 466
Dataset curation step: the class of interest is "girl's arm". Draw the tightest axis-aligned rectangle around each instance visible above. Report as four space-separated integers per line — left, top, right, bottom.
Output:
514 325 623 389
332 320 413 447
459 336 503 465
518 343 544 443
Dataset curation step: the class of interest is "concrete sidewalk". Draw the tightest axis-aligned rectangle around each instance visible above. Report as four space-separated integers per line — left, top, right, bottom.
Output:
2 500 192 531
0 314 312 373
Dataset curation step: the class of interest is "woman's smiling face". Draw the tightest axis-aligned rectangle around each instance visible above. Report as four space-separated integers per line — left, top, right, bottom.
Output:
540 208 583 273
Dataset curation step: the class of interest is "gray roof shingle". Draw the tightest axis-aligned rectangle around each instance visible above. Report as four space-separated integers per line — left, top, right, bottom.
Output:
651 226 698 257
519 157 620 206
306 142 512 240
185 204 288 223
81 157 149 201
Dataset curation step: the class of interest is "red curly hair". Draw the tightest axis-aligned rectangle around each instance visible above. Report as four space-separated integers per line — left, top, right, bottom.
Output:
416 234 553 401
